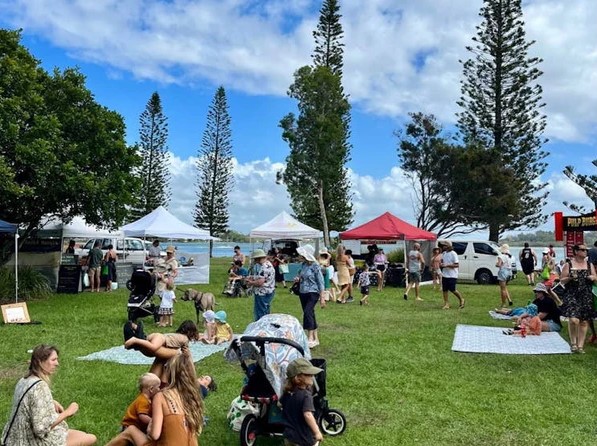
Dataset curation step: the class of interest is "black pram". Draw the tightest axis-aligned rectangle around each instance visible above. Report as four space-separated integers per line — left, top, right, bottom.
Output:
126 269 159 322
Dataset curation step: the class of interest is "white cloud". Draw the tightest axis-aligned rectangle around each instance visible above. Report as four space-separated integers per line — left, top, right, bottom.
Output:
1 0 595 142
168 155 584 236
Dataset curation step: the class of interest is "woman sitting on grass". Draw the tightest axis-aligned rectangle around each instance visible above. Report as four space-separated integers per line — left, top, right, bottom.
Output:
125 320 199 382
106 347 203 446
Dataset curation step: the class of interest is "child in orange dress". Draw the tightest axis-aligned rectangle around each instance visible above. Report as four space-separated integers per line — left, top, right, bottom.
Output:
121 373 161 432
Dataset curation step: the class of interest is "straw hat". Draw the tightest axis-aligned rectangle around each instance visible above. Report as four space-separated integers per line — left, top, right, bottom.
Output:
251 249 267 259
166 246 175 254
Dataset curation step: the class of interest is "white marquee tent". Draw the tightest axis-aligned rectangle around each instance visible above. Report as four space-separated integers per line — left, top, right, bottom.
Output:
121 206 215 240
39 216 121 238
250 211 321 239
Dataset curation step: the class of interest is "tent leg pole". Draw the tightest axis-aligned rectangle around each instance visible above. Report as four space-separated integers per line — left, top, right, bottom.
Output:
15 233 19 303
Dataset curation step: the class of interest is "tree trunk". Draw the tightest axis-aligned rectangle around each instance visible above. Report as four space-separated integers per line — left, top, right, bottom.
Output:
488 223 499 243
318 181 330 248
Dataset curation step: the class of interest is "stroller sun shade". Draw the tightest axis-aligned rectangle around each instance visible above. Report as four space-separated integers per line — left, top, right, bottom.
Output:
225 314 311 398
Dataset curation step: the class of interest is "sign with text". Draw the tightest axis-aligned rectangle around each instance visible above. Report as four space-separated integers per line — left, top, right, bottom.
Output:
562 212 597 231
565 231 584 258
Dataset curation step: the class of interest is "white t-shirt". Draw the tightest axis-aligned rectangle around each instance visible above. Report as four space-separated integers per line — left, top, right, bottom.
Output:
441 250 459 279
160 290 175 309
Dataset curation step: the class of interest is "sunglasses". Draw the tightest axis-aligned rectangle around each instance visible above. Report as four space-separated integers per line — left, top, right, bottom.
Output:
577 248 588 252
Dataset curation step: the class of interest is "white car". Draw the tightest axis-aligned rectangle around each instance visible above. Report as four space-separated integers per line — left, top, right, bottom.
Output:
444 240 518 284
76 237 148 265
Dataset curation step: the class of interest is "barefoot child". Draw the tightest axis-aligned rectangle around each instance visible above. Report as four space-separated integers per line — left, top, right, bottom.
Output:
358 269 373 306
198 310 217 344
431 247 442 291
280 358 324 446
214 311 233 345
158 281 176 327
124 320 199 381
120 373 161 432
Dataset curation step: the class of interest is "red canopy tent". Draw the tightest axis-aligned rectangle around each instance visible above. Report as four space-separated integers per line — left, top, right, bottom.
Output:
340 212 436 241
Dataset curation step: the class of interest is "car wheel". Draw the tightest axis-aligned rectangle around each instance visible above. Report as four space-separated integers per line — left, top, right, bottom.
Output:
476 269 493 285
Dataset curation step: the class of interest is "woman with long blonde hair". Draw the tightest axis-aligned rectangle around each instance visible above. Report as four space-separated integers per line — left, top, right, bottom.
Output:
106 346 203 445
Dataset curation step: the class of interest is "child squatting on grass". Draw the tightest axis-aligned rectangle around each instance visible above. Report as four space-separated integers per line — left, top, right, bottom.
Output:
198 310 217 344
120 373 161 432
280 358 324 446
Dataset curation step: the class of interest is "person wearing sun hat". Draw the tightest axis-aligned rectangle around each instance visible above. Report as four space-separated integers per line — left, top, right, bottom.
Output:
245 249 276 321
280 358 323 446
213 310 233 344
496 243 513 307
295 244 325 348
156 245 178 292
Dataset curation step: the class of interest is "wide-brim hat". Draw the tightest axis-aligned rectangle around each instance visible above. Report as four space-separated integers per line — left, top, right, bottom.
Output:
286 358 323 378
438 240 452 248
542 248 550 255
166 246 175 254
203 310 215 323
500 243 510 254
251 249 267 259
214 310 227 323
297 245 317 262
318 248 329 257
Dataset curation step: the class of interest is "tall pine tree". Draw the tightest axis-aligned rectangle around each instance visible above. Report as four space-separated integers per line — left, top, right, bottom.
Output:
281 0 352 246
457 0 548 241
132 91 171 220
194 86 234 254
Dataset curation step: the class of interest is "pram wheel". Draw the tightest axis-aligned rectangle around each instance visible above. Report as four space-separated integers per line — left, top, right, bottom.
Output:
318 409 346 436
240 414 258 446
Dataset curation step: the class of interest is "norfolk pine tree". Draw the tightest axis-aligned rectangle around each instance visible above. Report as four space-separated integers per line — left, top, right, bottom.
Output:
132 92 171 220
280 0 352 246
457 0 548 241
194 86 233 256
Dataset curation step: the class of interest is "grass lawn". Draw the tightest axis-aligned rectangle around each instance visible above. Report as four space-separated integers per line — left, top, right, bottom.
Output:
1 258 596 446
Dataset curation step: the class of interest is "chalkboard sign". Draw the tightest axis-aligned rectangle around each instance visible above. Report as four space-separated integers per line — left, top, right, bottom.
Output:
57 265 82 294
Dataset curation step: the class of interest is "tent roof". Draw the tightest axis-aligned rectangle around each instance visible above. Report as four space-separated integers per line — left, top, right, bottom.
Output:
121 206 215 240
0 219 18 234
340 212 436 241
38 216 121 238
250 211 321 239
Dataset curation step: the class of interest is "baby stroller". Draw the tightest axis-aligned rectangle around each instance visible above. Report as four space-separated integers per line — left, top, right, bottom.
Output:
226 314 346 446
126 269 159 322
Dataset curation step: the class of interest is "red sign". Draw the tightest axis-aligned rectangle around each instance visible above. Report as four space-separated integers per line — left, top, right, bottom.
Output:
565 231 584 258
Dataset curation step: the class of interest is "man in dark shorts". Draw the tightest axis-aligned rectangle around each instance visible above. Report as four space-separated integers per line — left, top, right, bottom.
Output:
86 240 103 292
439 241 465 310
519 242 537 286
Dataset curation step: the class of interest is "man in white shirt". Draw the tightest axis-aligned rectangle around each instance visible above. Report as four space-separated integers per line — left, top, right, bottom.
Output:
439 241 465 310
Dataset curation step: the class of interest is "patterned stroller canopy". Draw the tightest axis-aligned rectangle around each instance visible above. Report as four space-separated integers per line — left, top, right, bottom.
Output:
225 313 311 397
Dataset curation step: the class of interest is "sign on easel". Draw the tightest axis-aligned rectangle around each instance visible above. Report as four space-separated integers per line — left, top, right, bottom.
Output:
1 302 31 324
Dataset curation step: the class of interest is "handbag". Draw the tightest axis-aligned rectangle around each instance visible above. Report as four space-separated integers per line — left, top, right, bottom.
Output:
290 281 300 295
540 265 550 280
1 380 41 445
592 284 597 310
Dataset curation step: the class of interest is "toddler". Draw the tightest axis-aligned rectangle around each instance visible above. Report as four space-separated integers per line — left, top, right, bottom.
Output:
431 247 442 290
358 269 373 305
197 375 217 399
158 281 176 327
214 310 233 344
121 373 161 432
280 358 324 446
198 310 217 344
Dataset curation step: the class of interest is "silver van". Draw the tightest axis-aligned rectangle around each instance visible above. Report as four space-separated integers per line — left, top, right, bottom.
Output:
76 237 147 265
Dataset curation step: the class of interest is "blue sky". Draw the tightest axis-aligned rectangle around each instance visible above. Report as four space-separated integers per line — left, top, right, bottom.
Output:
1 0 596 235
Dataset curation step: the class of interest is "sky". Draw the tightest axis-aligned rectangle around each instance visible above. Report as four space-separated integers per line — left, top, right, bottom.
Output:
1 0 596 236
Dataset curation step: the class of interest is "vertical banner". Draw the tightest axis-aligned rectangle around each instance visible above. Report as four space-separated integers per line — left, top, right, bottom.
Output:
565 231 584 258
554 212 564 241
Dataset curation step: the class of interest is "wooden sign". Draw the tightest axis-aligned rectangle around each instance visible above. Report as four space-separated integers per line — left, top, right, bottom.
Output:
1 302 31 324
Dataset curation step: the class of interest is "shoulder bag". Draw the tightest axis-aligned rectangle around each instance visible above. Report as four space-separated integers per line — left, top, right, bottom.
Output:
1 379 42 446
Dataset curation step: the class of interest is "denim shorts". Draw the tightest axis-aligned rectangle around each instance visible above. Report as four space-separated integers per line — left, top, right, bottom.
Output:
545 320 561 332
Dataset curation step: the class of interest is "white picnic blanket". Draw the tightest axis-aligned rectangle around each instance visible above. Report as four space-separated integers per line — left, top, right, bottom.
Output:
77 341 228 364
451 324 571 355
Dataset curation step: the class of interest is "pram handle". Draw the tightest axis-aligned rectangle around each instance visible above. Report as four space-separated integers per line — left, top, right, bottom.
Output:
239 336 305 357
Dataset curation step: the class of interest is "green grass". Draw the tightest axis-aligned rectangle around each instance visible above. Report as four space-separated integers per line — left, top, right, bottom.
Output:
1 260 596 446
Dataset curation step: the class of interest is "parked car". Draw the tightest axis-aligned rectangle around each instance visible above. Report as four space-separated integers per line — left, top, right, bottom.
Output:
442 240 518 284
76 237 148 265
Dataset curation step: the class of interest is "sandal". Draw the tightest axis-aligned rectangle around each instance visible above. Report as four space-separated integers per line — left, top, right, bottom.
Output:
442 304 450 310
570 344 578 353
459 299 465 309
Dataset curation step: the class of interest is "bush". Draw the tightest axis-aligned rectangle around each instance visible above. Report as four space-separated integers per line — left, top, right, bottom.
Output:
387 248 404 264
0 266 52 303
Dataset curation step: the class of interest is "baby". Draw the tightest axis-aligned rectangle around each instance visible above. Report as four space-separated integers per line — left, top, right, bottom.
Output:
120 372 161 432
197 375 217 399
214 310 233 345
198 310 217 344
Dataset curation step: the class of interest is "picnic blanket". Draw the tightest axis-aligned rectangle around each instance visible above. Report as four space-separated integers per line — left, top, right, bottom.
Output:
77 341 228 365
451 324 571 355
489 310 515 320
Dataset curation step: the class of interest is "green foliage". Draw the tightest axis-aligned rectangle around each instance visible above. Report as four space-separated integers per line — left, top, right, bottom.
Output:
386 248 404 264
131 92 171 220
0 266 51 303
563 162 597 210
456 0 548 240
0 29 140 243
312 0 344 77
2 259 597 445
194 86 234 241
280 65 353 233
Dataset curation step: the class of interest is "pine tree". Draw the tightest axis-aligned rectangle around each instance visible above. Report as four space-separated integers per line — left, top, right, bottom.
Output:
132 92 171 220
280 0 352 245
312 0 344 77
456 0 548 241
194 86 234 253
